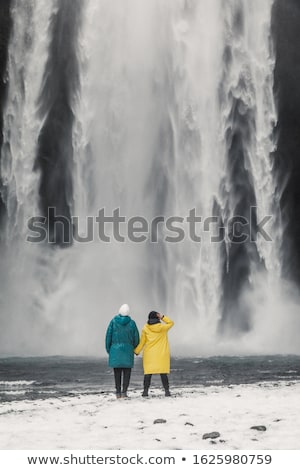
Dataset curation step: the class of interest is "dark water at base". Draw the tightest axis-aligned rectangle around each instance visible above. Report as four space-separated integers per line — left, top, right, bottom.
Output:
1 355 300 403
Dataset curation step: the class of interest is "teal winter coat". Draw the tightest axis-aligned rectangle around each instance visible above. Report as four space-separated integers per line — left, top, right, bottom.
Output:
105 315 140 368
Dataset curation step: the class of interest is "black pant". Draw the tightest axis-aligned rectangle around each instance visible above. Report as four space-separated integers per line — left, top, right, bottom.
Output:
113 368 131 394
143 374 169 391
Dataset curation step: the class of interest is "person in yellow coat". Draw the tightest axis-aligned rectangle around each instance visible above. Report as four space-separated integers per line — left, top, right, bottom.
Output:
134 311 174 397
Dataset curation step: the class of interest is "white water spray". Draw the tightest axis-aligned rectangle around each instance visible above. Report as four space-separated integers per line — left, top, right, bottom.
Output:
1 0 299 356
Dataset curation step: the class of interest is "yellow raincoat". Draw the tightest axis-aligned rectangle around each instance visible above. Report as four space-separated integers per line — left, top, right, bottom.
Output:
134 316 174 374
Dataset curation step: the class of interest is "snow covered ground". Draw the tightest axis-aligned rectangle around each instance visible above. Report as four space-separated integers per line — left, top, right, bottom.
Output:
1 382 300 450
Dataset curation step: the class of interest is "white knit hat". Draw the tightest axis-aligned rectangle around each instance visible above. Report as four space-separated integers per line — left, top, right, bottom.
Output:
119 304 130 316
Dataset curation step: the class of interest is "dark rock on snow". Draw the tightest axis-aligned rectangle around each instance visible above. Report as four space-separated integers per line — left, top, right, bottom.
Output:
203 432 221 440
153 419 167 424
250 425 267 432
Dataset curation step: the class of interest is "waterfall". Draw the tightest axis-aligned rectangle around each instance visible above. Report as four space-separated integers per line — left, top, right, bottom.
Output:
0 0 12 228
0 0 53 240
0 0 299 356
35 0 82 245
219 0 279 333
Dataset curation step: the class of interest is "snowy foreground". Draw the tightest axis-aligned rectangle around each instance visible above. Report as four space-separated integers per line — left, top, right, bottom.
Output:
1 383 300 450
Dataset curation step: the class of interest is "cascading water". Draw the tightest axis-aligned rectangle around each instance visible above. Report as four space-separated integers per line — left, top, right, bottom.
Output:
0 0 59 354
219 0 278 333
0 0 299 356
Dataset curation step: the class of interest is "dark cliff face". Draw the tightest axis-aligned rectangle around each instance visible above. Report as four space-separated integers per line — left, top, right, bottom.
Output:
34 0 82 246
272 0 300 286
220 94 261 333
219 7 261 333
0 0 12 226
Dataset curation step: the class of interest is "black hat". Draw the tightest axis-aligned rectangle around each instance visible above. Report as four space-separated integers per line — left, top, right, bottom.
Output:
148 311 160 325
148 311 158 319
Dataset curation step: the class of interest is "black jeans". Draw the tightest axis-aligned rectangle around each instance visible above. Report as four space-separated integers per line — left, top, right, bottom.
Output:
113 368 131 394
143 374 169 391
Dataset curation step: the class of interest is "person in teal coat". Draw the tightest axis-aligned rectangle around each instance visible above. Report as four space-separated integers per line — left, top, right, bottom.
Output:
105 304 139 398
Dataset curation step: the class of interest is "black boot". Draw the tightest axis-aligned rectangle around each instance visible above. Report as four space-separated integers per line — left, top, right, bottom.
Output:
142 374 152 397
161 374 171 396
121 368 131 398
